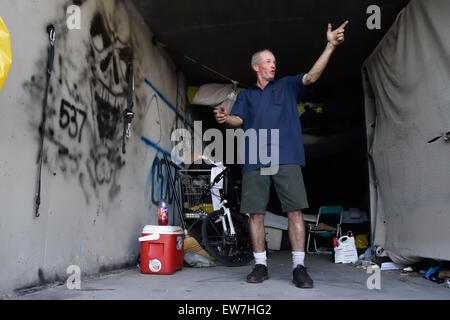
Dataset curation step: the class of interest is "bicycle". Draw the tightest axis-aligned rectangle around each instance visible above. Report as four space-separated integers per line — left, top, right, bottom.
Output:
199 167 254 267
163 154 253 267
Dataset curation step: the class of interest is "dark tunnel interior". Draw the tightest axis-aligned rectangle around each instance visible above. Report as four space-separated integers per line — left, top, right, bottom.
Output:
130 0 410 232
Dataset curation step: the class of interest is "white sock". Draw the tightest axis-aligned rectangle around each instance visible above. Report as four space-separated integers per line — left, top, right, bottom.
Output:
292 251 305 269
254 251 267 266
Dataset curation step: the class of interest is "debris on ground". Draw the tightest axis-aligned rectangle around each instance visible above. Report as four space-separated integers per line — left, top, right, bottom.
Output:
354 252 450 287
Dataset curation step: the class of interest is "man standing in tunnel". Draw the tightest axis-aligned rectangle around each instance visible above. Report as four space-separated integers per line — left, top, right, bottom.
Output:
214 21 348 288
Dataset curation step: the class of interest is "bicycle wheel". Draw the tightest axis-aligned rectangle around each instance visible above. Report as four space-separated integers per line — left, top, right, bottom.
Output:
201 210 254 267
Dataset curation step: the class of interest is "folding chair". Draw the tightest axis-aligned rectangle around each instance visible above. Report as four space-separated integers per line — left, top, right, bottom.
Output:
306 206 343 254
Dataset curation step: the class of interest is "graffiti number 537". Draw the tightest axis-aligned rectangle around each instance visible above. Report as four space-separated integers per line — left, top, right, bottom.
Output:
59 99 87 143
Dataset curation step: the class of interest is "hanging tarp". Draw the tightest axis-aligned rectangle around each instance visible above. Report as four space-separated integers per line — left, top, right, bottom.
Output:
190 83 244 113
362 0 450 264
0 16 12 91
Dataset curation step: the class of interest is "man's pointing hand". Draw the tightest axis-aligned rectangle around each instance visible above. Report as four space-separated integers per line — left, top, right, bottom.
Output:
327 20 349 47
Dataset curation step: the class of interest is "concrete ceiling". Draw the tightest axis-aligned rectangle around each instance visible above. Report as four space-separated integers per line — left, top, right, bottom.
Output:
131 0 409 95
130 0 409 140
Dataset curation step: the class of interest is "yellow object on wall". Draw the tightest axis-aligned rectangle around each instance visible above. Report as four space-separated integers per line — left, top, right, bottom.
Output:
0 17 12 92
0 17 12 91
187 86 199 104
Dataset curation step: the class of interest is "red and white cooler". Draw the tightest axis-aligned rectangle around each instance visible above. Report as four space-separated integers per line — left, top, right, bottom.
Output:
138 225 184 275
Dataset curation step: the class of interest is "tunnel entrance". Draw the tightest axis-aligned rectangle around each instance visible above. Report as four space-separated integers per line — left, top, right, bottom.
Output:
134 0 411 256
188 74 371 253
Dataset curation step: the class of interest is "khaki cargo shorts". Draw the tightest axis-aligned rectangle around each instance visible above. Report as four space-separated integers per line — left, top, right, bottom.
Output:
240 164 309 214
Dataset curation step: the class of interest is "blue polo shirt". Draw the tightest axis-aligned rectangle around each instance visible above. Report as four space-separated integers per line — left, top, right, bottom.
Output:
230 73 311 174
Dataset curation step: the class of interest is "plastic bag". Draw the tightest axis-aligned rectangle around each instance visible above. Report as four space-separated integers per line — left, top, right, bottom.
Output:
334 231 358 264
184 251 216 268
0 16 12 92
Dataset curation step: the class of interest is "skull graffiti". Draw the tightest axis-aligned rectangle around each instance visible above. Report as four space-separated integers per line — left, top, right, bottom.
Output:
89 1 133 141
85 0 134 201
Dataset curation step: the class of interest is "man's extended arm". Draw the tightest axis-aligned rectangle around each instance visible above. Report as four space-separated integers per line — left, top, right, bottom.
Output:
214 106 243 128
303 20 349 86
224 114 243 128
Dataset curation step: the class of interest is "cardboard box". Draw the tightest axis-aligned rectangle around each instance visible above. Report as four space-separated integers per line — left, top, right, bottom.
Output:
265 227 283 250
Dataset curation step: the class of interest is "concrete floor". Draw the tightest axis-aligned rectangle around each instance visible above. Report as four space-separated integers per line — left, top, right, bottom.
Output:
14 251 450 300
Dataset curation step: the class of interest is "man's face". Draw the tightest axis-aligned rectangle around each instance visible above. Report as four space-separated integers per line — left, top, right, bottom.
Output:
253 51 276 81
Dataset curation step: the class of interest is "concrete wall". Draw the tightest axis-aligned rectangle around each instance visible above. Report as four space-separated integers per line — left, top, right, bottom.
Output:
0 0 194 297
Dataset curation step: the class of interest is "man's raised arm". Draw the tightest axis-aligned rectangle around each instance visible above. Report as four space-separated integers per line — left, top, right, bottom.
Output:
303 20 349 86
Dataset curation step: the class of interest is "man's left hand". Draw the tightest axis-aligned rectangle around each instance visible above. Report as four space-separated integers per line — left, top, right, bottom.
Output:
327 20 349 47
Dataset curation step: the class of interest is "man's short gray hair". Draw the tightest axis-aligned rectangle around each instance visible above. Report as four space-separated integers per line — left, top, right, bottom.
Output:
251 49 274 68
